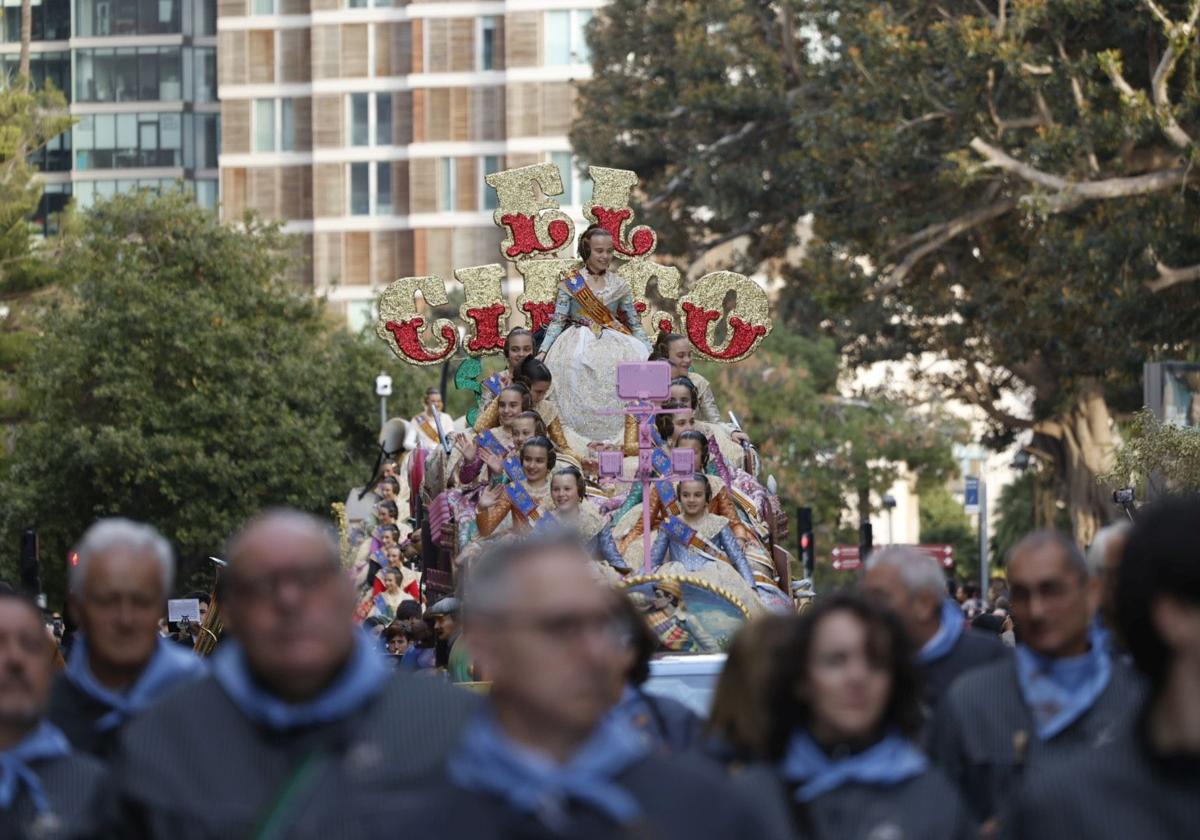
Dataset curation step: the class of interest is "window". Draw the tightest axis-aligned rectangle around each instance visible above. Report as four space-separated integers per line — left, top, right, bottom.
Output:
544 10 592 66
254 99 294 153
254 99 275 152
481 155 501 210
75 46 182 102
479 16 498 70
194 180 218 210
252 0 274 14
349 93 391 147
4 0 69 42
73 112 185 170
349 162 393 216
350 162 370 215
551 152 591 206
193 47 217 103
438 158 456 212
376 93 392 146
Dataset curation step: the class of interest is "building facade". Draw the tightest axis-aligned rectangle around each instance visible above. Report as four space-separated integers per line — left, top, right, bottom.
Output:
216 0 600 327
1 0 220 232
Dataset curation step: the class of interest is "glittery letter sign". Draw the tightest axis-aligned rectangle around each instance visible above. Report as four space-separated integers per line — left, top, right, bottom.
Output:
374 165 773 366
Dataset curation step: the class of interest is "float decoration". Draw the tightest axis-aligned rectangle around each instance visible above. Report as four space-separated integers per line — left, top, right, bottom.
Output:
375 165 773 365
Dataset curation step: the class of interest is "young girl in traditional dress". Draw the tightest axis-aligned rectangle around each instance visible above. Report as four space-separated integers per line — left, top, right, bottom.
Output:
535 225 651 443
651 332 720 423
549 466 629 582
475 436 556 537
478 328 536 408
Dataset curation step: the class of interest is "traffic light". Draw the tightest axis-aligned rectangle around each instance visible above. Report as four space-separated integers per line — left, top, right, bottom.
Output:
19 529 40 597
797 507 815 580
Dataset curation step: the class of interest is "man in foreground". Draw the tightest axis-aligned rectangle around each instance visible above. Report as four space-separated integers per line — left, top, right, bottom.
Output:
50 519 206 758
862 545 1007 711
401 531 786 838
0 592 104 837
1008 495 1200 838
927 531 1143 826
106 509 476 837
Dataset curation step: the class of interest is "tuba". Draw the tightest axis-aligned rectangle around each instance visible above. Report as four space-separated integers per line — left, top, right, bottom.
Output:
193 557 226 657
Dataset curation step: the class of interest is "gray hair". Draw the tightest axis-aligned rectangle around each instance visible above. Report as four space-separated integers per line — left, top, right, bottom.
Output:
1007 530 1089 579
463 529 591 619
1086 522 1131 578
865 545 947 598
70 518 175 596
225 509 340 573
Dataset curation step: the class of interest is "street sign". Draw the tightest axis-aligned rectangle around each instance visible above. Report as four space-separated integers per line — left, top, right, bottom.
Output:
830 543 953 571
964 476 980 515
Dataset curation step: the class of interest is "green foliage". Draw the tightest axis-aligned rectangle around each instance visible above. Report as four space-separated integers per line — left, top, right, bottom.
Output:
573 0 1200 535
1102 408 1200 494
919 483 979 582
702 330 964 567
0 191 435 604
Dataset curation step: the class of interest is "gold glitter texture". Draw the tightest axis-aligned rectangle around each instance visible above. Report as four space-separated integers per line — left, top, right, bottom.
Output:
485 163 576 262
454 263 510 356
375 275 459 366
585 166 658 257
677 271 773 364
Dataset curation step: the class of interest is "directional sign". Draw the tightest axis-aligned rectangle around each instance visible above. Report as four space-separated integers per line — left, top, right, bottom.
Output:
915 544 955 569
831 545 865 572
964 476 980 515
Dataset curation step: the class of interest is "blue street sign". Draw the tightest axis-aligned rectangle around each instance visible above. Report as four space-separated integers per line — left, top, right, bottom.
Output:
964 476 980 514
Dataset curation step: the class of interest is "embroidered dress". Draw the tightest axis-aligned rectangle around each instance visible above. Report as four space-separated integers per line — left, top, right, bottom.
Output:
540 269 651 443
555 501 630 584
687 371 722 424
648 513 764 615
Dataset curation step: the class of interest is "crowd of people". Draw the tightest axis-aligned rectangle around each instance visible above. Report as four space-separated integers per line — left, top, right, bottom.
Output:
0 495 1197 838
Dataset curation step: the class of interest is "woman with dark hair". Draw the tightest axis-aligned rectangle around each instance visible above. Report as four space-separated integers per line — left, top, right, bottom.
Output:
533 224 651 443
548 467 629 580
478 328 536 409
742 594 972 839
474 357 588 470
475 436 556 537
608 593 703 752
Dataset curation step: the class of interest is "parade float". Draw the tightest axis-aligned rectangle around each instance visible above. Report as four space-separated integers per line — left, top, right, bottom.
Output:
345 163 798 651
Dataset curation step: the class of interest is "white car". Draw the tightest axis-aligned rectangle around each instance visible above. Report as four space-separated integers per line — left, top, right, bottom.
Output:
642 653 727 717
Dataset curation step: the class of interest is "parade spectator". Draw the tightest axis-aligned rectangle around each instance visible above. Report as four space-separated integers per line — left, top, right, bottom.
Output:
428 597 473 681
383 623 410 657
0 592 105 837
405 531 782 838
104 510 477 837
49 519 206 759
404 387 455 451
705 614 796 767
862 545 1007 712
1086 521 1131 634
609 593 702 753
927 530 1144 826
1008 495 1200 839
740 593 972 840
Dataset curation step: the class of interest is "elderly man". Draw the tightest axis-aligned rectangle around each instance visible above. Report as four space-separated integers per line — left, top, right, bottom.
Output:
396 531 786 838
106 509 476 837
0 591 105 836
49 519 206 759
862 545 1007 711
1007 495 1200 839
927 531 1144 826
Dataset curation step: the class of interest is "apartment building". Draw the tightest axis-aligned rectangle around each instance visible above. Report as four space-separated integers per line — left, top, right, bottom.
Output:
0 0 221 232
216 0 601 327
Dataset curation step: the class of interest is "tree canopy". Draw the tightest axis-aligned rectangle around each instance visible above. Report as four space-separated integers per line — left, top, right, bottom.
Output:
0 191 434 602
573 0 1200 541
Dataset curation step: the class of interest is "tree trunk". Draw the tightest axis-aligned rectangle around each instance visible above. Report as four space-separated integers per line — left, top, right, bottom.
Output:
1032 381 1119 545
19 0 31 85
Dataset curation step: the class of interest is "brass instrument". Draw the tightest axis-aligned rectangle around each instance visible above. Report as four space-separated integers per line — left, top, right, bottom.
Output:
193 556 226 657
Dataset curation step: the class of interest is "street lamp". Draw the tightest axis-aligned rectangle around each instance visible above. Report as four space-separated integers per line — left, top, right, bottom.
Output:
374 372 393 430
882 493 897 545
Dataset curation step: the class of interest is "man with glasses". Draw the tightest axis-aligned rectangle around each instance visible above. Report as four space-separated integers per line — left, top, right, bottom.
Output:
104 509 477 838
396 530 784 838
927 530 1143 829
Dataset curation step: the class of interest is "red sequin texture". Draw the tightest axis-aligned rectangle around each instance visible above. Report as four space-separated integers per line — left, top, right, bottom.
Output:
680 302 768 361
591 207 655 257
465 303 507 352
502 213 572 258
384 318 457 363
634 301 647 314
522 301 556 331
657 318 675 334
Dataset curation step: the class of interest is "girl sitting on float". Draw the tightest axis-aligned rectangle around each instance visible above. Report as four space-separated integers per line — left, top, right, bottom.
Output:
474 357 588 470
477 327 536 408
647 474 763 615
475 436 557 537
650 332 722 424
548 466 629 582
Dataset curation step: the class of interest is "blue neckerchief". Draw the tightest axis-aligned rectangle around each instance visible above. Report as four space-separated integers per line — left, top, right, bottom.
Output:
65 636 207 731
780 730 928 802
0 721 72 813
448 710 648 832
1014 623 1111 740
211 629 389 731
915 599 966 665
